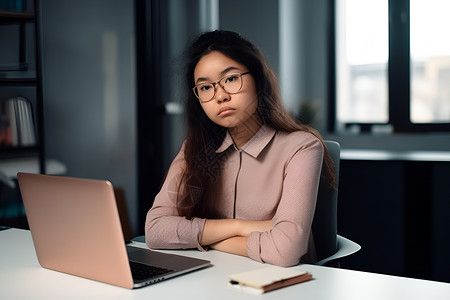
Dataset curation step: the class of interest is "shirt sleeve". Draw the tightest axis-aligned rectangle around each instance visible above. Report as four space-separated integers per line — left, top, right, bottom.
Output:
246 134 324 267
145 144 207 251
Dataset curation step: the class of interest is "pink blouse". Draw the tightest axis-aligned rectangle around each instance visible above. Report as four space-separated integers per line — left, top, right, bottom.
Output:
145 125 324 267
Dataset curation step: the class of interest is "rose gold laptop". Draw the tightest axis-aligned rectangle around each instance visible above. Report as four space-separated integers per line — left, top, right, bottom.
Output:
17 172 210 289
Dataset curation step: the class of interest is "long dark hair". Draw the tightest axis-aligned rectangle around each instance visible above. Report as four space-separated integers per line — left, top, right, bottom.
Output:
178 30 335 219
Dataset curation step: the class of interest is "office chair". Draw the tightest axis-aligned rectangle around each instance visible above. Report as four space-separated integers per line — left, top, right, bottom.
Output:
312 140 361 266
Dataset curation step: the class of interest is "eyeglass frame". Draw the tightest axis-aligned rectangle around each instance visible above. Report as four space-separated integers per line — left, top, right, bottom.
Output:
192 72 251 102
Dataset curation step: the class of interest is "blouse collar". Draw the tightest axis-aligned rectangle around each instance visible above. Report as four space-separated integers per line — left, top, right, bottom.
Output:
215 125 276 158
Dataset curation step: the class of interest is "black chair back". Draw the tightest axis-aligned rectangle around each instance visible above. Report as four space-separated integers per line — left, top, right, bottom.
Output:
311 140 340 262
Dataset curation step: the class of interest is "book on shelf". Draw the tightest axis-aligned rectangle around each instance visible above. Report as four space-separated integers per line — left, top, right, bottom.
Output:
0 96 36 148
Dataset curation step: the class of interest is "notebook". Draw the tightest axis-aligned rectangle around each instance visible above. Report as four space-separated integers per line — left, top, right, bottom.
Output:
17 172 211 289
228 266 312 294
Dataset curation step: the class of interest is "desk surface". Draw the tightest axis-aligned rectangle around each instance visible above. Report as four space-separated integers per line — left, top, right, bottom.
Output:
1 228 449 300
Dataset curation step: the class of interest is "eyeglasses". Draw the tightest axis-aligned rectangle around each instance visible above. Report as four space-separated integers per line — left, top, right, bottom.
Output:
192 72 250 102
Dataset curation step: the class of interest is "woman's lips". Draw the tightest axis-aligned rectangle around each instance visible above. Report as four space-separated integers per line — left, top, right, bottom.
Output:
218 107 235 116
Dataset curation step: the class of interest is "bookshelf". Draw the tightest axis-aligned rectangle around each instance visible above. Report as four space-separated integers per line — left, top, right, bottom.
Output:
0 0 45 228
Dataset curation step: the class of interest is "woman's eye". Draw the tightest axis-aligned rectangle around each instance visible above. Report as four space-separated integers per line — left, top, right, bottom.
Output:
199 85 211 92
225 75 238 83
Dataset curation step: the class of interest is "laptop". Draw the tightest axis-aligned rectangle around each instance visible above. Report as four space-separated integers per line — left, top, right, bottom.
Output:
17 172 211 289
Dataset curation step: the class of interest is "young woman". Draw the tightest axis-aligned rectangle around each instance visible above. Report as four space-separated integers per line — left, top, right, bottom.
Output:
145 30 335 267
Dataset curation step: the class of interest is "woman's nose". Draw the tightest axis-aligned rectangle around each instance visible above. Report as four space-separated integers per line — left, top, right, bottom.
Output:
215 85 230 103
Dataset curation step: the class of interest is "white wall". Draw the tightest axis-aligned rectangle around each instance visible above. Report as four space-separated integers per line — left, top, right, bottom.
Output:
40 0 137 233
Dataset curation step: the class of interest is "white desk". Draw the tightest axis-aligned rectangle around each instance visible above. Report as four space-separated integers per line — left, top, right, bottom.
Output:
1 228 449 300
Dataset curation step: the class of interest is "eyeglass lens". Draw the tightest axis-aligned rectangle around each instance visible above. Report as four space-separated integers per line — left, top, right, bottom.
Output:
195 73 243 102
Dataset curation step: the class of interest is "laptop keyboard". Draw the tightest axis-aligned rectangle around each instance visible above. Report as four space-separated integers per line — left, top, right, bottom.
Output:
129 261 174 281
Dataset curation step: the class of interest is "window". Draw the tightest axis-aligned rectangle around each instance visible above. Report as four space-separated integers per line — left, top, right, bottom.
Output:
334 0 450 132
410 0 450 124
336 0 388 126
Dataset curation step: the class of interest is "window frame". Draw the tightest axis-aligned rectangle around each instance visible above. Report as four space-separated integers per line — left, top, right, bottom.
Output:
329 0 450 133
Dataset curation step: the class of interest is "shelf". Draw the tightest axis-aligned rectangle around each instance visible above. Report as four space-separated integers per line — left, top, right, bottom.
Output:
341 149 450 162
0 0 45 175
0 157 67 188
0 77 37 86
0 10 34 23
0 146 40 159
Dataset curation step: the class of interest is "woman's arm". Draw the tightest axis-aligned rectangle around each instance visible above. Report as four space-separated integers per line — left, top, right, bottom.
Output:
201 219 273 257
199 219 272 246
146 146 208 250
246 136 324 267
209 236 248 256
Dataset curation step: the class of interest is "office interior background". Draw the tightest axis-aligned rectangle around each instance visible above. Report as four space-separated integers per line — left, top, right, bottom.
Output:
1 0 449 284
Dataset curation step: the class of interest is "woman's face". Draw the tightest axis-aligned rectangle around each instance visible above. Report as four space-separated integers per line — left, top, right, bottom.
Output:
193 51 259 129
